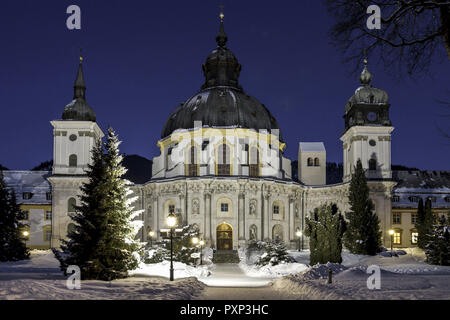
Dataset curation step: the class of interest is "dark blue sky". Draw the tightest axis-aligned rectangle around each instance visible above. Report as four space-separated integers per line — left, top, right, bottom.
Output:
0 0 449 170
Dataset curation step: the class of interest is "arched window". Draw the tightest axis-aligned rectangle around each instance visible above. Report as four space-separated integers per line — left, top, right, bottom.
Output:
272 201 284 219
187 146 198 176
314 158 320 166
249 147 260 177
217 144 231 176
307 158 313 166
369 158 377 170
67 223 76 235
272 224 284 241
69 154 77 167
68 198 76 212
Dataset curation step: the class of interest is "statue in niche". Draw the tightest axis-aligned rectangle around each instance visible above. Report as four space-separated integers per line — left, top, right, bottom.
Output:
192 198 200 215
249 225 257 240
249 199 257 215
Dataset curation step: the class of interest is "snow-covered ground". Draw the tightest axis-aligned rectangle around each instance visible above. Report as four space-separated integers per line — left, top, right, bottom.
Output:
271 248 450 300
2 248 450 300
0 250 205 300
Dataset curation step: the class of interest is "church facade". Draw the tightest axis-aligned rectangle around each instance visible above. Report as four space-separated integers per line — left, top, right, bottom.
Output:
48 17 400 251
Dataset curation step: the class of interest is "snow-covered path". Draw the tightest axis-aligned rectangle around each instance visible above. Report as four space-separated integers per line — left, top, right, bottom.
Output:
199 263 272 287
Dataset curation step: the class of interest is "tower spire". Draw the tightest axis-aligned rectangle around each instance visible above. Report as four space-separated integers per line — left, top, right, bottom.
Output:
216 5 228 47
359 54 372 86
74 50 86 99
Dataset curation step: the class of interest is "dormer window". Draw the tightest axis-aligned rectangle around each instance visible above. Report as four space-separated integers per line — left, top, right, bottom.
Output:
23 192 32 200
392 196 400 202
408 196 420 203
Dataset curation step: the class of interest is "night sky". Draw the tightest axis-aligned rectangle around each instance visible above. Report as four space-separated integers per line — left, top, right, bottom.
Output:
0 0 449 171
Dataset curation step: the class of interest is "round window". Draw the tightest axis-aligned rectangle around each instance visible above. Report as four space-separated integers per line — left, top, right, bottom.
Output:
69 134 77 141
369 139 376 147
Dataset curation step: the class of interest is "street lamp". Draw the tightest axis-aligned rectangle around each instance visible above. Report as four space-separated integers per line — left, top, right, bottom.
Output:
167 212 177 281
296 230 303 252
23 230 29 239
388 229 395 256
199 240 205 265
148 230 155 247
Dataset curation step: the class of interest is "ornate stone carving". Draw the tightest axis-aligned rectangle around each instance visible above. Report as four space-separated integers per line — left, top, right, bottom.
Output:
211 182 236 194
188 183 202 193
249 199 257 215
192 198 200 215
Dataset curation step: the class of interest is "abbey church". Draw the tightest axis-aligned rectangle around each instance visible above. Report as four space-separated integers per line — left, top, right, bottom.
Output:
4 15 449 251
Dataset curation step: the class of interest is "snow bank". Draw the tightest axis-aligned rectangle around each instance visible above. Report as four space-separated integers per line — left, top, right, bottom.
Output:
130 261 212 280
239 262 309 279
0 251 206 300
238 247 308 279
288 263 347 281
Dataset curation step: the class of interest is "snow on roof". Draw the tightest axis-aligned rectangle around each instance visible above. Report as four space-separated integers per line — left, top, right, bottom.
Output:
2 171 51 205
392 170 450 208
299 142 325 152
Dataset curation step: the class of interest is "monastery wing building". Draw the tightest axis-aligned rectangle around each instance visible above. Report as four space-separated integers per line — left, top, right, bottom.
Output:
3 16 449 251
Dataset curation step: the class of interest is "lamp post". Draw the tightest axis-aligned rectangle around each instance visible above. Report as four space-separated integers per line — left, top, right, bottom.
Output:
295 230 303 252
167 212 177 281
199 240 205 265
192 237 199 266
388 229 395 256
148 230 155 247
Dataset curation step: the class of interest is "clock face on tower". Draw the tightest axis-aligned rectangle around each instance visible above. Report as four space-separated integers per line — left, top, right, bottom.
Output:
367 112 377 122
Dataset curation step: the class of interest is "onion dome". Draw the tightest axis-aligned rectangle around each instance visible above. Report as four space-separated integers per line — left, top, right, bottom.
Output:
343 59 392 131
161 13 281 140
345 59 389 114
62 56 96 122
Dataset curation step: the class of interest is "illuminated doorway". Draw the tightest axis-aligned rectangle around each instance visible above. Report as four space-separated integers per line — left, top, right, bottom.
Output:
216 223 233 250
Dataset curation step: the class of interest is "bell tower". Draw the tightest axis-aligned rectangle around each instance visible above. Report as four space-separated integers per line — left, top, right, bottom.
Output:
48 55 104 248
51 56 104 176
340 59 394 182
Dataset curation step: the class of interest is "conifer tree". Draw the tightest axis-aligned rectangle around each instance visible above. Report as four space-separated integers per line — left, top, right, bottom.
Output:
0 171 29 261
305 203 346 265
343 160 382 255
256 239 291 266
172 224 200 265
425 215 450 266
416 198 435 249
53 128 143 280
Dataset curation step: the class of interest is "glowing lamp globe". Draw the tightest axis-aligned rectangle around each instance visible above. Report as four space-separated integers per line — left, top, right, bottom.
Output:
167 213 177 228
192 237 199 245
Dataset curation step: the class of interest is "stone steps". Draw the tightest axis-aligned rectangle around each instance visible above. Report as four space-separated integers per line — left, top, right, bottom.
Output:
212 250 240 263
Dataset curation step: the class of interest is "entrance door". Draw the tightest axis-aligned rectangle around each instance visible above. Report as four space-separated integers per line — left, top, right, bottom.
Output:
217 223 233 250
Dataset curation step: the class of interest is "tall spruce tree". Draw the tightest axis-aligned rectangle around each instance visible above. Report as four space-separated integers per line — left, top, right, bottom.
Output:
305 203 346 265
343 159 382 255
425 214 450 266
0 171 29 261
416 198 435 249
53 128 143 280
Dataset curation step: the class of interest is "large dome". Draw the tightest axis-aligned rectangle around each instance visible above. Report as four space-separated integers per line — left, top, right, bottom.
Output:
161 18 281 140
161 87 281 139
